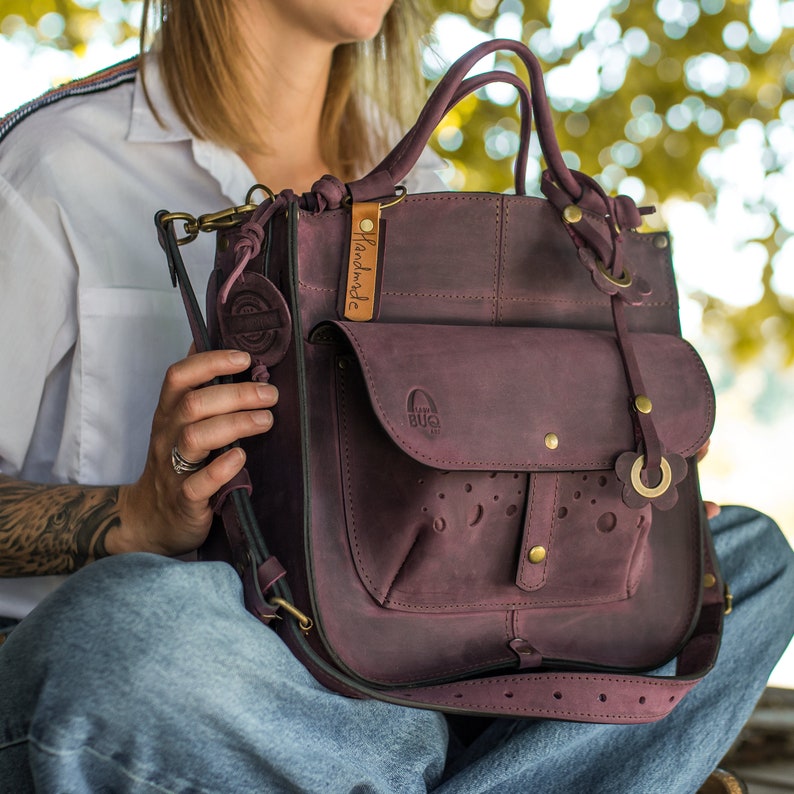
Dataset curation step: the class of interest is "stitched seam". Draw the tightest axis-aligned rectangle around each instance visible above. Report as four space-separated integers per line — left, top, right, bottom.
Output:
337 362 384 599
499 296 675 307
491 197 501 325
295 281 677 307
497 197 508 325
382 532 423 606
380 590 629 609
419 673 694 687
364 652 512 684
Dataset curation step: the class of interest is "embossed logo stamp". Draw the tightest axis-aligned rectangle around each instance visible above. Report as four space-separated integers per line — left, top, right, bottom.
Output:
407 389 441 435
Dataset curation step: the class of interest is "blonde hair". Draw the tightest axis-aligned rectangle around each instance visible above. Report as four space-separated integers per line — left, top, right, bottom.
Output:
139 1 431 180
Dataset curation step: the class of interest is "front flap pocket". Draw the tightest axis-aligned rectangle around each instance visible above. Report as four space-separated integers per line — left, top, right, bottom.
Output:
320 321 714 470
315 321 713 612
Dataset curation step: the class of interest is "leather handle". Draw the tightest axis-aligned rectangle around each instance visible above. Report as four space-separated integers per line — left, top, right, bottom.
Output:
386 68 533 196
349 38 579 202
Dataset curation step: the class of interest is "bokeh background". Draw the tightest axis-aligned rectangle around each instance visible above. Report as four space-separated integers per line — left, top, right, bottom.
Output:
1 0 792 685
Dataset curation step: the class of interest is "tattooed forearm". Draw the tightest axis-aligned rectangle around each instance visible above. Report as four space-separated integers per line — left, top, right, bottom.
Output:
0 475 121 576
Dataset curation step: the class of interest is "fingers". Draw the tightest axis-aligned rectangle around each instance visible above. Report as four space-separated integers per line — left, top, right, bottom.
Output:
179 447 248 505
176 401 274 462
704 500 721 520
696 439 711 463
155 349 278 464
174 378 277 461
158 349 253 414
178 380 278 426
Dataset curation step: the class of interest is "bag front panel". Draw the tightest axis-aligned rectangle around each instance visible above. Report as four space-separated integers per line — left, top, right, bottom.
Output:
295 334 703 686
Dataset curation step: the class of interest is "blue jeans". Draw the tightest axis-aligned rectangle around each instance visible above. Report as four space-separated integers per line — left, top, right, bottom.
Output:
1 506 792 793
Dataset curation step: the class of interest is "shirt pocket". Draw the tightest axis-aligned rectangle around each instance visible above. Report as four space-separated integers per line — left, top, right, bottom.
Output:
68 286 194 485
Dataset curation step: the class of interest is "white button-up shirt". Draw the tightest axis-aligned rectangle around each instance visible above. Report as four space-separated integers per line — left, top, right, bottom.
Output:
0 56 445 616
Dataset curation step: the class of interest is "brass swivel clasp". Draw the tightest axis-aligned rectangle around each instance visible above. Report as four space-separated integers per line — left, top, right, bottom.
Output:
269 597 314 635
159 184 276 245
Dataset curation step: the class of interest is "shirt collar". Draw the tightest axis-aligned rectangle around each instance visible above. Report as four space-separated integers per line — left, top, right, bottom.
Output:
127 53 256 204
127 53 191 144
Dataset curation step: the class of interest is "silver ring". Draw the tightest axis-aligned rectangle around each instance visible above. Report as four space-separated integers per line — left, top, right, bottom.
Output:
171 445 205 475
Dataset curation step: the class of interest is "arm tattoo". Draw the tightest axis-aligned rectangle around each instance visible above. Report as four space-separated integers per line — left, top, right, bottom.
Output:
0 475 121 576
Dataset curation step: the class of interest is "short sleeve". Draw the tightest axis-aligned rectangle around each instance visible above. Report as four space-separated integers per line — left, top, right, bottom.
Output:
0 174 78 475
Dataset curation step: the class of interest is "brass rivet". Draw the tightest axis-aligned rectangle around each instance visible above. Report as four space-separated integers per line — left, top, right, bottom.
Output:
338 359 348 370
359 218 375 233
218 236 229 252
562 205 583 224
653 235 669 249
634 395 653 414
703 573 717 589
528 545 547 564
544 433 559 450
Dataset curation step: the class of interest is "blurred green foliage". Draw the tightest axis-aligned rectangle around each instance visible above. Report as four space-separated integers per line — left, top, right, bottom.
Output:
428 0 794 366
0 0 137 53
2 0 793 363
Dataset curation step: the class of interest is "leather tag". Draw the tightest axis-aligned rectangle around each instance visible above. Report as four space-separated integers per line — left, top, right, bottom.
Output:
343 202 381 321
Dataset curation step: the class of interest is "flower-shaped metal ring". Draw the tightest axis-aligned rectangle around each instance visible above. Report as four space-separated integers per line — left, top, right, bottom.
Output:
577 248 652 306
615 450 688 510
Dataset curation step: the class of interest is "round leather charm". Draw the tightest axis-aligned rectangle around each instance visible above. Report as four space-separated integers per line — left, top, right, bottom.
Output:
217 272 292 366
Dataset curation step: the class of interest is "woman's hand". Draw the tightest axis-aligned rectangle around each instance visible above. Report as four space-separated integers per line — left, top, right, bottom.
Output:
114 349 278 557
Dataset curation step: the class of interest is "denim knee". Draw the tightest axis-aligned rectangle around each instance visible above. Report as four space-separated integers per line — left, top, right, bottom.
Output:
711 505 794 614
1 554 449 793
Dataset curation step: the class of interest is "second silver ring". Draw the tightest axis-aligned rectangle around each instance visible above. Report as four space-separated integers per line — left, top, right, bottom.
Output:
171 445 205 475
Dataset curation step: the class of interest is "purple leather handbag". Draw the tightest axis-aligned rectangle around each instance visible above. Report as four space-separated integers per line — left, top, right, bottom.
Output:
157 39 727 724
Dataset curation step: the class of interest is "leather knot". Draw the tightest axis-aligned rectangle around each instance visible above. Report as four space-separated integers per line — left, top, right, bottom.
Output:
234 218 266 260
309 174 347 213
220 194 289 304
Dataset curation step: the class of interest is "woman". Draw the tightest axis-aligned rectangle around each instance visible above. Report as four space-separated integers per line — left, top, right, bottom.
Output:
0 1 792 790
